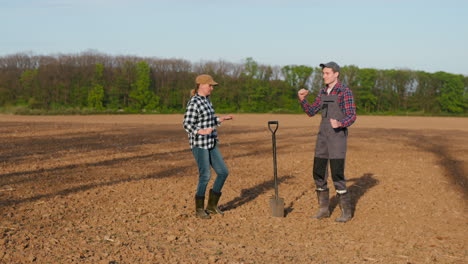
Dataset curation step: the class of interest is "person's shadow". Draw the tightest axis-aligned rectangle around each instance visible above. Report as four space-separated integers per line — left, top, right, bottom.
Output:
330 173 379 216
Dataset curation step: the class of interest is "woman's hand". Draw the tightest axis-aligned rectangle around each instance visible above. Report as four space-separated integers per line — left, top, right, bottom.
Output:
220 115 234 122
197 128 214 135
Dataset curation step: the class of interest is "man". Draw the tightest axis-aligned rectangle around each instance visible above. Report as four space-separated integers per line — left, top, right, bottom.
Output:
297 62 357 222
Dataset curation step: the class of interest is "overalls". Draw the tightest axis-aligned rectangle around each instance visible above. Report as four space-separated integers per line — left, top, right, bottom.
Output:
313 94 348 192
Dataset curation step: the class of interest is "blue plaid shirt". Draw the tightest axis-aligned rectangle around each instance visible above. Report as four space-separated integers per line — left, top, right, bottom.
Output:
183 94 222 149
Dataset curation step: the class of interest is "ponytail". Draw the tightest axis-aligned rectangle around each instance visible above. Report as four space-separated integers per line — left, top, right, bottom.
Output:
190 84 200 97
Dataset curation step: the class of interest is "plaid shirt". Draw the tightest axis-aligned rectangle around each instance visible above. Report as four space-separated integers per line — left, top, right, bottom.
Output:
300 82 357 127
183 94 222 149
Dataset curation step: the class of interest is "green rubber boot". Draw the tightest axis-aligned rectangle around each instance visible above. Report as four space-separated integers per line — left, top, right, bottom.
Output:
195 196 210 219
206 189 224 215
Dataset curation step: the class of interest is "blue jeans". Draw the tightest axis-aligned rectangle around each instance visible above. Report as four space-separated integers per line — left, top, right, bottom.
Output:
192 145 229 197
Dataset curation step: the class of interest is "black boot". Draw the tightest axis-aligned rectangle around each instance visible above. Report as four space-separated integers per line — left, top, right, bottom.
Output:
195 196 210 219
335 191 352 222
312 189 330 219
206 189 224 215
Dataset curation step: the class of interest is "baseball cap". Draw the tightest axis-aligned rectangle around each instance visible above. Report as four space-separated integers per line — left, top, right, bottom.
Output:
319 62 340 73
195 74 218 85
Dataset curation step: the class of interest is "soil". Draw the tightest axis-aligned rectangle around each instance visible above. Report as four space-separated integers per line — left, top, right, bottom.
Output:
0 114 466 264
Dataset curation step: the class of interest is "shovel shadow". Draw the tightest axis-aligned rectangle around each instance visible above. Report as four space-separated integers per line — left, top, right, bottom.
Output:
329 173 379 216
220 175 293 212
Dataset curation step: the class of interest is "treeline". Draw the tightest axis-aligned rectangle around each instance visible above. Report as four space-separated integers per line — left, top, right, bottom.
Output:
0 51 466 115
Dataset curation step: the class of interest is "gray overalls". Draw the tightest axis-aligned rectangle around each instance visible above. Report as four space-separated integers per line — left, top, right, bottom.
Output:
313 94 348 192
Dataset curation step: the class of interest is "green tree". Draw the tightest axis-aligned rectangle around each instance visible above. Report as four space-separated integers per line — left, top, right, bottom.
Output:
435 72 465 113
355 68 378 113
128 61 160 111
281 65 313 89
412 71 439 113
340 65 360 88
244 57 259 79
19 69 39 107
87 63 105 110
464 76 468 113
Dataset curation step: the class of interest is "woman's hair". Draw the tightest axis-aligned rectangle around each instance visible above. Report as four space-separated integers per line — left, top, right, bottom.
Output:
190 84 200 97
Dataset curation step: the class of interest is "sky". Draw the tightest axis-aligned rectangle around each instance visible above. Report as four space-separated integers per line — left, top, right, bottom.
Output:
1 0 468 75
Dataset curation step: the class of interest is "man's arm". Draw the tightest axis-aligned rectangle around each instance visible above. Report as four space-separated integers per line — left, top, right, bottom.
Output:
338 88 357 127
298 89 322 117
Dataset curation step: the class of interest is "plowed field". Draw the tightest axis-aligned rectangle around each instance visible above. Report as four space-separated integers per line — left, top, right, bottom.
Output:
0 114 466 263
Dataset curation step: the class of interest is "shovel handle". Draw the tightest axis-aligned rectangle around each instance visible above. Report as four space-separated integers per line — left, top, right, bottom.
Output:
268 121 279 134
268 121 279 200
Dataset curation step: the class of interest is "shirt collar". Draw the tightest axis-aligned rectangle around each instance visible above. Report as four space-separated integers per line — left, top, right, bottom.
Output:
195 93 210 99
322 81 343 94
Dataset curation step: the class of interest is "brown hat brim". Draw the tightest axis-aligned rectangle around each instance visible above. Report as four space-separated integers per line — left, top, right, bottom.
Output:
195 74 218 85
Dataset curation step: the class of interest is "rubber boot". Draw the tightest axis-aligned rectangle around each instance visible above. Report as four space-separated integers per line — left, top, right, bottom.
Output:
206 189 224 215
335 191 352 222
195 196 210 219
311 189 330 219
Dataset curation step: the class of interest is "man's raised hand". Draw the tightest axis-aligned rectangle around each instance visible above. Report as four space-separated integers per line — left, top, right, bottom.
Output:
298 89 309 101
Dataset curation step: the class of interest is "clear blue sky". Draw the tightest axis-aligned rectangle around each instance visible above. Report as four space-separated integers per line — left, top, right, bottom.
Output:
1 0 467 75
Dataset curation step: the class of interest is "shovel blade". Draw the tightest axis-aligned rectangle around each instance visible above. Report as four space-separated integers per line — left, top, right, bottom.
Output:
269 196 285 217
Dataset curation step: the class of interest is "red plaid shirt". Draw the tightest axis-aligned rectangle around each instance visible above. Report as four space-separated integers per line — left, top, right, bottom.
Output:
300 82 357 127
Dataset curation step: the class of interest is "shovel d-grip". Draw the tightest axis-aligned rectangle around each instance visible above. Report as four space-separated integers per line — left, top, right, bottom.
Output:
268 121 284 217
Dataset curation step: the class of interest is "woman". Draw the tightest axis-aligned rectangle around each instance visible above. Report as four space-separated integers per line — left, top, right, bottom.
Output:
183 74 234 219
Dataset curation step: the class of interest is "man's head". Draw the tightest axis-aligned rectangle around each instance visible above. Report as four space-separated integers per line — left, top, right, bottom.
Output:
320 62 340 86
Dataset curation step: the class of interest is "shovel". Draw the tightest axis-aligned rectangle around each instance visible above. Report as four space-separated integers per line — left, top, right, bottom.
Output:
268 121 284 217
